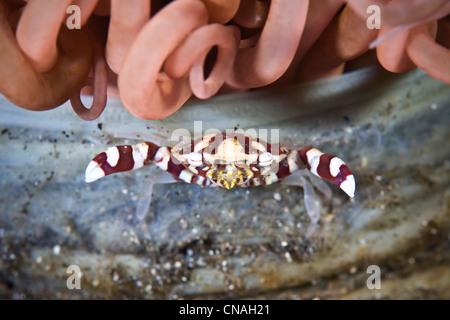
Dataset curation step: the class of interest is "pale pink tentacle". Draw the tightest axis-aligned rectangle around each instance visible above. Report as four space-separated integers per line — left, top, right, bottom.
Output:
189 25 239 99
376 27 417 73
71 0 100 26
297 5 378 82
70 31 107 121
274 0 346 86
227 0 309 88
118 0 208 120
16 0 72 73
347 0 448 26
377 22 437 73
165 24 240 99
106 0 150 74
367 2 450 49
407 23 450 84
0 2 92 110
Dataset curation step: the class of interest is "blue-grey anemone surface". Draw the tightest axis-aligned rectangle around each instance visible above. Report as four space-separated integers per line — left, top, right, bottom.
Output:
0 67 449 299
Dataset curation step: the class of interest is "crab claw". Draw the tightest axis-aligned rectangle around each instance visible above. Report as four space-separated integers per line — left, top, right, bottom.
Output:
85 142 162 183
85 145 132 183
85 158 106 183
338 173 355 198
299 147 356 198
85 152 110 183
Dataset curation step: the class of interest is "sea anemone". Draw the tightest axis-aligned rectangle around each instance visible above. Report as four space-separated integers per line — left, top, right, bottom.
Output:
0 0 449 120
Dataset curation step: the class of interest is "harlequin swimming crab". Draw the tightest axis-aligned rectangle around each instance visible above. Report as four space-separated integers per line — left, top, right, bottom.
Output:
85 132 355 234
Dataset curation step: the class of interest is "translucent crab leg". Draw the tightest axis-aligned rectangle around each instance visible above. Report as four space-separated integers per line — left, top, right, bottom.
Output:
134 170 179 240
135 170 179 221
298 147 356 198
281 171 321 238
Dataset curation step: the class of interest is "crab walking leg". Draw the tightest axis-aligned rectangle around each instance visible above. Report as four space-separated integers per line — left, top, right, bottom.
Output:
85 142 211 185
298 147 356 198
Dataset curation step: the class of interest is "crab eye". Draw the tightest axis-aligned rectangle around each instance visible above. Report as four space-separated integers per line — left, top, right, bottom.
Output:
188 152 203 167
259 152 273 166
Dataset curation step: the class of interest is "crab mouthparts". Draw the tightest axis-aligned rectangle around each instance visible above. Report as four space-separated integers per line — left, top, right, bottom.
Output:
207 165 253 189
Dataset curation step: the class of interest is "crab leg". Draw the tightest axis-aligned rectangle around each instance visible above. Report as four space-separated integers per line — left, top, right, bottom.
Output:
85 142 176 183
298 147 356 198
85 142 211 186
